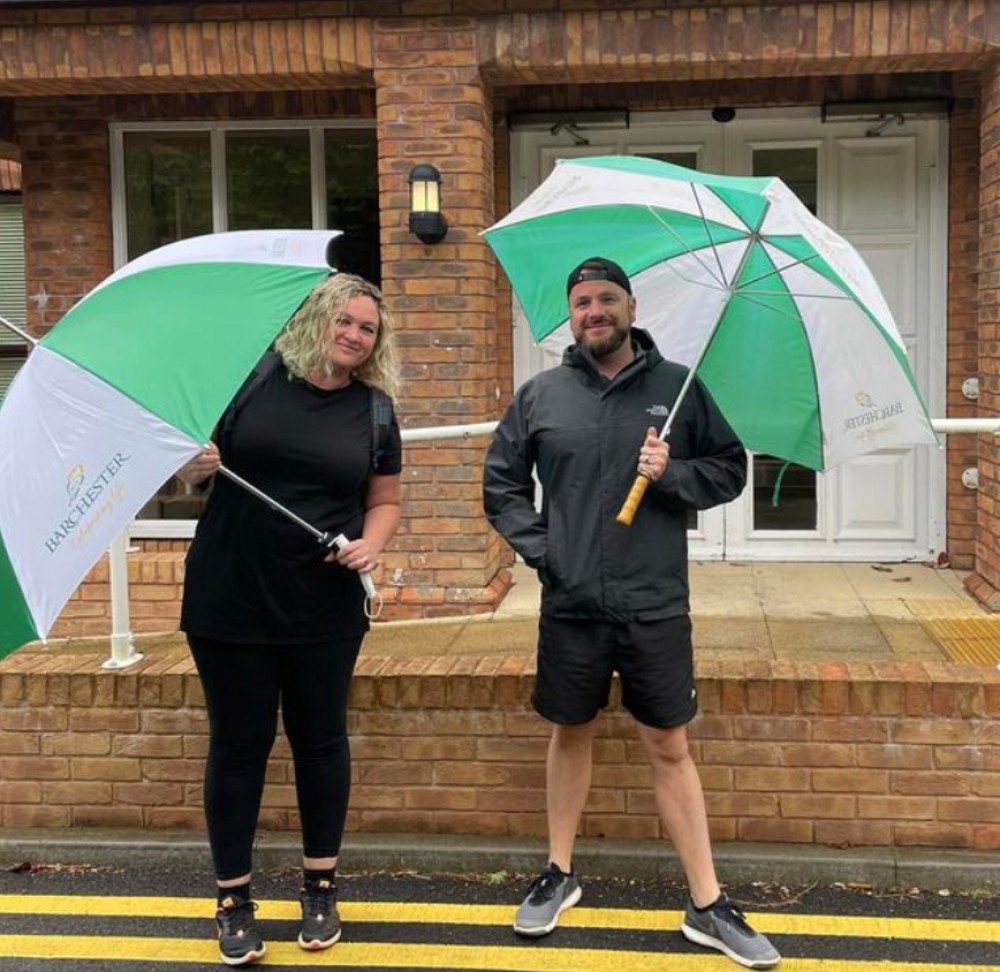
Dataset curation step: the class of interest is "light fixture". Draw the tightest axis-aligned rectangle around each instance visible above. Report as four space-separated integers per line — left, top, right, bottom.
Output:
408 164 448 245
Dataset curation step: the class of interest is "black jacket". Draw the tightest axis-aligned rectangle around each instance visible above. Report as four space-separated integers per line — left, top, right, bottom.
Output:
484 328 746 621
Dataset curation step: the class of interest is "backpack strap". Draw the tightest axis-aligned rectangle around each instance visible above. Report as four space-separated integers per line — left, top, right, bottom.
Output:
370 386 394 474
217 350 282 451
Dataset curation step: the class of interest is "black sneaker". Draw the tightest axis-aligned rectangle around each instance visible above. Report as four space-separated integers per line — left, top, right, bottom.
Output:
215 894 266 967
513 863 582 937
681 893 781 969
298 877 342 951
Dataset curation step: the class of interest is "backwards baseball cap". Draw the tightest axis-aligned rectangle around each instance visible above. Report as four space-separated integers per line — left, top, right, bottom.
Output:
566 256 632 296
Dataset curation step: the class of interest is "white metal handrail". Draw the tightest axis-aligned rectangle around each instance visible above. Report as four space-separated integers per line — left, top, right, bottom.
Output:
101 416 1000 668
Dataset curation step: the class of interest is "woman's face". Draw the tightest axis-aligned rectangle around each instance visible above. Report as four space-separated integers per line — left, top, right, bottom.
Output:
324 295 380 371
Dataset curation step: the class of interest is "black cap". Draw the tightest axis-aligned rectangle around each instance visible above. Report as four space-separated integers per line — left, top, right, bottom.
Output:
566 257 632 296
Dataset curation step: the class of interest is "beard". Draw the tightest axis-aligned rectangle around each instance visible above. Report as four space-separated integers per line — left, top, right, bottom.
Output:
582 323 630 359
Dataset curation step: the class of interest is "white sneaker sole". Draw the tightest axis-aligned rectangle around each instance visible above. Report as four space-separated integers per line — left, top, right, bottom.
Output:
298 928 342 951
220 942 266 966
681 921 780 969
513 885 583 937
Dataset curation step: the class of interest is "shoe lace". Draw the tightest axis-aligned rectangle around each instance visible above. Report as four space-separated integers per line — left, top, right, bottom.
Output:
302 880 337 918
711 896 754 934
526 868 563 905
218 899 258 939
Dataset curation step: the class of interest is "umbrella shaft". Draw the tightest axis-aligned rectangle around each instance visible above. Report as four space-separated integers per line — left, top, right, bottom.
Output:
0 315 37 346
217 463 327 543
659 325 713 441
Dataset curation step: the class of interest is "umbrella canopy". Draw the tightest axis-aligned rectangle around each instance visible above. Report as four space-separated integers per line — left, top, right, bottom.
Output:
0 230 338 658
484 155 938 473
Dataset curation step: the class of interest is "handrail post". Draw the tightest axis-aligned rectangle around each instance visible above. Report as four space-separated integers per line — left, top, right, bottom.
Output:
101 528 143 670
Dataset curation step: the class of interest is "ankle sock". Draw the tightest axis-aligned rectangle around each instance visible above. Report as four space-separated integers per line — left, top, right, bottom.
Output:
218 881 251 907
693 893 724 913
303 867 336 887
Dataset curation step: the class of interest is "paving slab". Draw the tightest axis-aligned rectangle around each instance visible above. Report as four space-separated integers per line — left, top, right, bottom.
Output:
873 619 947 660
449 618 536 656
691 617 772 651
689 562 764 619
768 618 891 656
843 563 963 601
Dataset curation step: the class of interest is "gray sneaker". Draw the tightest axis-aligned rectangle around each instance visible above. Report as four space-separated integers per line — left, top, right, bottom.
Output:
513 863 582 937
681 894 781 969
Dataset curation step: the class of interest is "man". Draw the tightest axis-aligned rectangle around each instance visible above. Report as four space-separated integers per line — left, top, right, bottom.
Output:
483 257 780 970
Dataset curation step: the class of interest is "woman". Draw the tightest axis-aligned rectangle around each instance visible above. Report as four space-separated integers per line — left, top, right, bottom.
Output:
177 273 402 967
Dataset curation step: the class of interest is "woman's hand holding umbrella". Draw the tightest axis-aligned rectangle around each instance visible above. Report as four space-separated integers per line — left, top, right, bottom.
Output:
176 443 221 486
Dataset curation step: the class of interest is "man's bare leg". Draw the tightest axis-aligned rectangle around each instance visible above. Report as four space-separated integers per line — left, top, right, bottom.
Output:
547 718 601 872
637 723 720 908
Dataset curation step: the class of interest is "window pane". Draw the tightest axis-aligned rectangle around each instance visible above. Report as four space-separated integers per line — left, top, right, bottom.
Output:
124 132 213 260
226 130 312 231
753 456 817 530
752 147 818 214
325 129 380 285
749 147 819 529
639 152 698 171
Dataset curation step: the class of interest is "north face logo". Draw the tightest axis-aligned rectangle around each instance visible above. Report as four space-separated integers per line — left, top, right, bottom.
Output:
646 404 670 417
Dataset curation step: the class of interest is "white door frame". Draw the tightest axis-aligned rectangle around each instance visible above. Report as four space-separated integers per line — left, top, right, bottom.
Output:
509 107 948 562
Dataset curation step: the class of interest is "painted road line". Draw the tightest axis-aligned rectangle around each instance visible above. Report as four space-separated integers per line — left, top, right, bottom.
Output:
0 936 998 971
0 896 998 944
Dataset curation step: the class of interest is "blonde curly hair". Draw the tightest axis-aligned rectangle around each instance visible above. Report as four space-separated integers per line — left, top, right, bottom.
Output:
274 273 400 401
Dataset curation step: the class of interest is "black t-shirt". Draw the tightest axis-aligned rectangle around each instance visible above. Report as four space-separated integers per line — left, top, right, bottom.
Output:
180 363 401 644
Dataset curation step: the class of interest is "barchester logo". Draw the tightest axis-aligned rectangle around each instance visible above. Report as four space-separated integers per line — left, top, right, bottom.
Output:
843 391 904 433
46 453 131 554
65 463 85 503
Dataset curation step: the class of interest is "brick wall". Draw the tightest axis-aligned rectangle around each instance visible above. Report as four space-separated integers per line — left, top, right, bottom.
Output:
970 59 1000 608
947 77 983 570
4 651 1000 849
17 97 111 335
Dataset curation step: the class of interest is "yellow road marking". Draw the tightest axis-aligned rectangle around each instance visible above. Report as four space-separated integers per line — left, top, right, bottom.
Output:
0 936 997 971
0 895 998 943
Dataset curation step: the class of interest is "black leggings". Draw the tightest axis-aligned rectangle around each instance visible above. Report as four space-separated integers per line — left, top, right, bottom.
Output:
188 634 363 881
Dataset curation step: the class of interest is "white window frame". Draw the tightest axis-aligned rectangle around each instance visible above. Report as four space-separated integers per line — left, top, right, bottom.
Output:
109 118 377 539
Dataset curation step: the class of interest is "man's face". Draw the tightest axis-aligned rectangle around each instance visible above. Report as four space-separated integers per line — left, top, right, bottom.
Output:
568 279 636 359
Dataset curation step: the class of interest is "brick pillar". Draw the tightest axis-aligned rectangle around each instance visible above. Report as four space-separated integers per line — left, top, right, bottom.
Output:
16 97 112 336
947 81 982 571
967 59 1000 610
374 17 510 619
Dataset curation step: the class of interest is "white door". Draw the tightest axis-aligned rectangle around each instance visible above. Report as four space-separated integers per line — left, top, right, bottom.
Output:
510 109 946 562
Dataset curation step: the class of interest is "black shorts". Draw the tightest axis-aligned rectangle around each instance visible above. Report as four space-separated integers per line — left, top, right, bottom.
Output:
532 614 697 729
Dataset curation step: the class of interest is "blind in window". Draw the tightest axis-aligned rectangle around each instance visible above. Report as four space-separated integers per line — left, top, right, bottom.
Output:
0 197 26 346
0 353 25 403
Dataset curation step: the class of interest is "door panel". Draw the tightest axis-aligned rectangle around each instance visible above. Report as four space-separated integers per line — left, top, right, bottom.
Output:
836 138 917 233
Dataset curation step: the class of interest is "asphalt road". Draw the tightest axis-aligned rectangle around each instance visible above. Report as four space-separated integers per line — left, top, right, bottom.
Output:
0 862 998 971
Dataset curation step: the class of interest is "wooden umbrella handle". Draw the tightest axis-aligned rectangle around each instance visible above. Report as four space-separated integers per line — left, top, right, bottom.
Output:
615 473 651 526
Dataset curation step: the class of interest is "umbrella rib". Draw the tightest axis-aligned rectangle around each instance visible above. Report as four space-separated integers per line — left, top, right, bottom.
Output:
730 291 812 329
741 290 851 301
737 253 821 290
644 205 727 290
690 184 729 288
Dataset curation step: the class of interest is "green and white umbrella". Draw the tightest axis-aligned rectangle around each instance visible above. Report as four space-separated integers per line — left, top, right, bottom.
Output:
484 156 938 479
0 230 337 658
